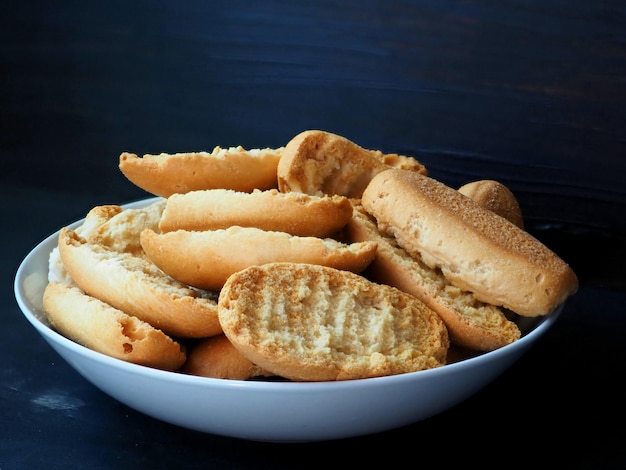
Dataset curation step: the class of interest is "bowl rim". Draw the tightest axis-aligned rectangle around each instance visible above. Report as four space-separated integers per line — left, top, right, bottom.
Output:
14 196 563 392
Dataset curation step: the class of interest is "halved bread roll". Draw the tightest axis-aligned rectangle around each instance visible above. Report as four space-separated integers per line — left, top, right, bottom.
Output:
277 130 426 198
346 203 521 351
119 146 283 197
140 227 378 291
58 227 221 338
43 282 186 371
158 189 353 238
218 262 449 381
362 169 578 316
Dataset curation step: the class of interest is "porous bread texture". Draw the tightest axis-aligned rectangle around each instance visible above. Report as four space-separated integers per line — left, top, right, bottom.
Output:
159 188 353 238
218 262 449 381
458 179 524 229
48 200 165 284
277 130 426 198
362 169 579 316
43 282 186 371
58 227 221 338
140 227 378 291
182 335 273 380
346 203 520 351
119 146 283 197
85 199 166 255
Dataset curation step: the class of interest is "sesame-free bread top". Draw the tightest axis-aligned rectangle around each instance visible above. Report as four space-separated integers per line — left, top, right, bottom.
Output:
361 169 578 316
217 262 449 381
277 130 426 198
140 227 378 291
158 188 353 238
119 146 283 197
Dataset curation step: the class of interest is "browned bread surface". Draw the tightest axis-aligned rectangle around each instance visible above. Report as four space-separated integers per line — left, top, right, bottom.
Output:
458 179 524 229
182 335 273 380
361 169 578 316
119 146 282 197
140 227 378 291
158 189 353 238
277 130 426 198
43 282 186 371
218 262 449 381
346 203 521 351
58 227 221 338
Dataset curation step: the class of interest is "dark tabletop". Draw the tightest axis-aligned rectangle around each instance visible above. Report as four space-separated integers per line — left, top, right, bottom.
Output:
2 1 625 468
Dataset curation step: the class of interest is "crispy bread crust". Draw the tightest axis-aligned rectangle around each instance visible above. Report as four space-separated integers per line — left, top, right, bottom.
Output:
58 227 221 338
43 282 186 371
159 189 353 238
218 263 449 381
459 180 524 229
119 146 282 197
277 130 426 198
140 227 378 291
362 169 578 316
182 335 272 380
346 203 520 351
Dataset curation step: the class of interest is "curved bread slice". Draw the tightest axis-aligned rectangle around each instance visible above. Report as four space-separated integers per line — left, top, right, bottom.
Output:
119 146 283 197
140 227 378 291
183 335 273 380
277 130 426 198
48 201 165 284
159 189 353 238
218 263 449 381
43 282 186 371
362 170 579 316
459 180 524 229
346 204 520 351
58 227 221 338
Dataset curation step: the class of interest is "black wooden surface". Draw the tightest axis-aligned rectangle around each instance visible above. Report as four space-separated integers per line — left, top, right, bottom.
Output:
2 2 625 468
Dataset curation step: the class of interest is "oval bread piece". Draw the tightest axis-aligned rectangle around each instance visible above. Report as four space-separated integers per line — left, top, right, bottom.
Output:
277 130 426 198
182 335 273 380
43 282 186 371
218 262 449 381
119 146 283 197
159 189 353 238
140 227 378 291
362 169 579 316
58 227 221 338
458 180 524 229
346 204 520 351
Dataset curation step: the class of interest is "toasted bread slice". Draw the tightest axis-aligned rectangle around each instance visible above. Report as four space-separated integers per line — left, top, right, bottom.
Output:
218 263 449 381
346 203 521 351
362 170 578 316
140 227 378 291
58 227 221 338
277 130 426 198
159 189 353 238
119 146 283 197
43 282 186 371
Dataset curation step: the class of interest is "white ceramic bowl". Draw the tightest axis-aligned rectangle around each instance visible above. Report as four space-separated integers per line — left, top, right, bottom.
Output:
14 198 562 442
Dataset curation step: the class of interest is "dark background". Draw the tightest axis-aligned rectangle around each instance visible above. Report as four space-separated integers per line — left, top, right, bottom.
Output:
2 1 625 468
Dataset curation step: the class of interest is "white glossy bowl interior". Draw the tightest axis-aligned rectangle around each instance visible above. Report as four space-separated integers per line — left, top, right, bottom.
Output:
14 198 562 442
